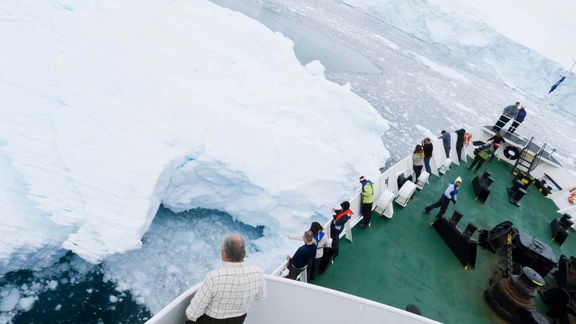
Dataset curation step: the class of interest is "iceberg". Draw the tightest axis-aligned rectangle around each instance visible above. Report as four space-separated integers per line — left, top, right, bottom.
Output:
343 0 575 114
0 0 389 272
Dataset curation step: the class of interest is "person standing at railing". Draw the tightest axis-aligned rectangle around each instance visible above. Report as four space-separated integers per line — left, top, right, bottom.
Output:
422 137 434 174
285 231 316 280
308 222 332 281
493 102 519 132
287 222 332 280
412 145 424 180
329 201 353 259
508 106 526 133
455 128 466 161
439 130 451 159
186 234 266 324
359 176 374 228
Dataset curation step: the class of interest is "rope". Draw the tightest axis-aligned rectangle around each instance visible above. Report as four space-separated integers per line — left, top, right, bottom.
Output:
505 233 514 278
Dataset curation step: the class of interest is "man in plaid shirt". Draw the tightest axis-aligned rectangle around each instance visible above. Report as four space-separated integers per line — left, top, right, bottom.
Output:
186 234 267 323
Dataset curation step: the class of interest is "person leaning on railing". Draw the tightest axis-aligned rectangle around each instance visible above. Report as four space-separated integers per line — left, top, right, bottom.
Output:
493 102 520 132
287 223 332 281
508 106 526 134
285 231 316 280
330 201 353 259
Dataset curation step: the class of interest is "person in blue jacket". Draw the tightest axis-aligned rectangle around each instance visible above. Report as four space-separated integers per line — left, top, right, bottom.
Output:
508 106 526 133
285 231 316 280
439 130 451 159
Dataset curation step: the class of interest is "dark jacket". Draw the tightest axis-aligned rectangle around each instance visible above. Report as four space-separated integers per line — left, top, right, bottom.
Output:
488 135 505 146
291 244 316 268
515 108 526 123
455 129 466 147
423 143 433 158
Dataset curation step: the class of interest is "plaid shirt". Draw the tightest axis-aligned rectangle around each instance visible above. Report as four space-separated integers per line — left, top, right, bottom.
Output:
186 262 266 321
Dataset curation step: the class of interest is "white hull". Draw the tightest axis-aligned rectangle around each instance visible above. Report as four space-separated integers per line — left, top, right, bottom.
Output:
146 275 439 324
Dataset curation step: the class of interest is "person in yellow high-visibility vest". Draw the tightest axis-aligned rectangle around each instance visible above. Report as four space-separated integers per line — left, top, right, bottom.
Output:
359 176 374 228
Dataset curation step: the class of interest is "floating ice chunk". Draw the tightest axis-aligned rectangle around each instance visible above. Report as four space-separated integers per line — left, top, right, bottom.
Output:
109 295 118 303
55 304 62 311
409 52 470 84
0 288 20 312
47 280 58 290
18 296 36 312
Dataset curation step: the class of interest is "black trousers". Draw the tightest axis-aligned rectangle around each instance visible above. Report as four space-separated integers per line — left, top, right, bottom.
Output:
413 165 423 180
456 143 464 161
319 248 335 274
285 262 306 280
469 155 486 171
361 202 373 225
493 115 511 132
186 313 247 324
425 195 451 218
330 226 342 258
508 121 521 133
307 257 320 280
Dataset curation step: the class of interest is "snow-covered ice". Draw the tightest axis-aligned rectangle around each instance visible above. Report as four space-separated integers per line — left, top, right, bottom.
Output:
408 52 470 84
0 0 388 271
342 0 575 117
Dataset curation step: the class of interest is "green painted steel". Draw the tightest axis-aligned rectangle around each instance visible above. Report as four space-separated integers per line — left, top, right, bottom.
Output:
313 161 572 324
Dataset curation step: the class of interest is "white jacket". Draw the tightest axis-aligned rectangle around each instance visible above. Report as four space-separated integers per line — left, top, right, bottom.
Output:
313 232 332 259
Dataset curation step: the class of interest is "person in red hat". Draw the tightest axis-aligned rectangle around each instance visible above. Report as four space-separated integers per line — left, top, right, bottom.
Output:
359 176 374 228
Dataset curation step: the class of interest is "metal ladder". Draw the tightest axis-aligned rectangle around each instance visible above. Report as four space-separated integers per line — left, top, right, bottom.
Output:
512 137 546 176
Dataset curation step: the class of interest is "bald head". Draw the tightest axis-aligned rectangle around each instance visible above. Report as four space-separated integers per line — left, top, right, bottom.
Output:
222 234 246 262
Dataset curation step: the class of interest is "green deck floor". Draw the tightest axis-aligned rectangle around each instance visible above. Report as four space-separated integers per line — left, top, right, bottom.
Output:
313 160 576 324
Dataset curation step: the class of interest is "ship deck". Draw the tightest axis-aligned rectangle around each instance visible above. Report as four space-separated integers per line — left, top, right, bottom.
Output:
313 159 575 323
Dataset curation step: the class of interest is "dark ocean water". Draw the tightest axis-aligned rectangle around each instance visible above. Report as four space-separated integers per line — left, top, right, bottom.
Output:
1 207 264 324
5 256 151 324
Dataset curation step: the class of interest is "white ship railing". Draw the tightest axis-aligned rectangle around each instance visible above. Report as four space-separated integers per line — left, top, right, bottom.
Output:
271 126 576 278
146 275 440 324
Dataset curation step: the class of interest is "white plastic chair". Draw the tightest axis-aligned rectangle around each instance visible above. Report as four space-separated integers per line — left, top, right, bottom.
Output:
395 181 417 207
374 190 395 218
416 171 430 189
438 158 452 175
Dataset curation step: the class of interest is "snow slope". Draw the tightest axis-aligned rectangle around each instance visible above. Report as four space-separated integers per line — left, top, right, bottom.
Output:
343 0 575 114
0 0 388 273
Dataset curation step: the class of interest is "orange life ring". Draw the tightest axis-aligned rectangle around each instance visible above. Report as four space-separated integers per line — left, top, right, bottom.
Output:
464 132 472 146
569 188 576 204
